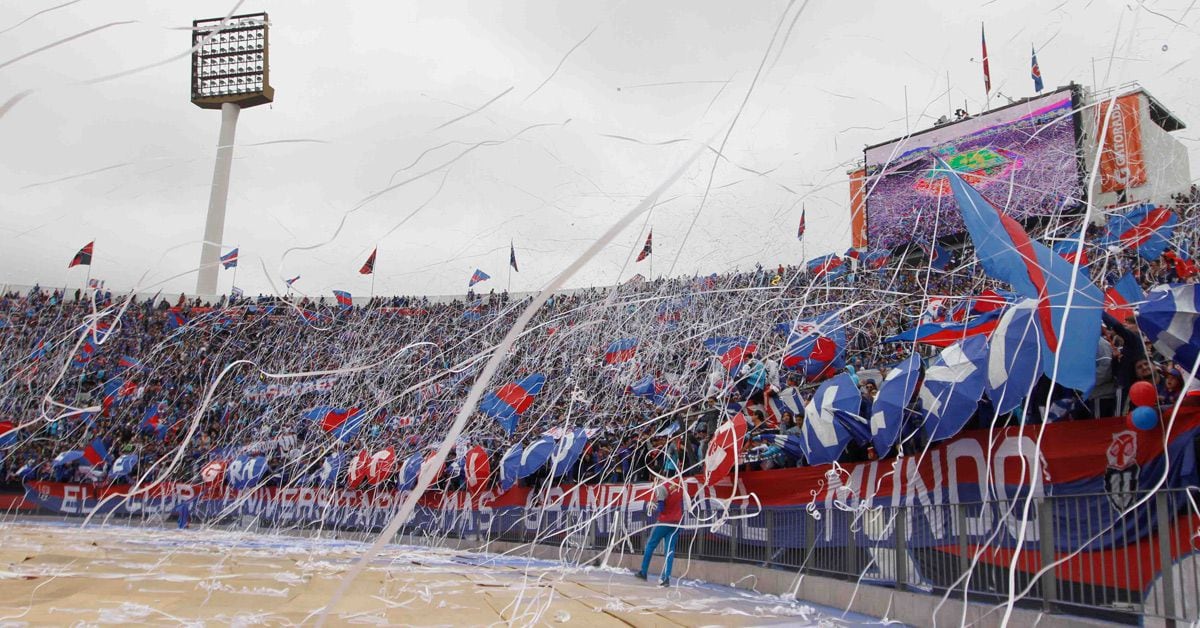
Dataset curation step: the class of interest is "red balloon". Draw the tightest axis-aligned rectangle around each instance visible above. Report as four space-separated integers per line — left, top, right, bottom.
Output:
1129 381 1158 407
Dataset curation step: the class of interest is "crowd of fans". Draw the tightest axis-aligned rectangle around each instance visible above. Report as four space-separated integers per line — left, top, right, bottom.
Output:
1 194 1198 494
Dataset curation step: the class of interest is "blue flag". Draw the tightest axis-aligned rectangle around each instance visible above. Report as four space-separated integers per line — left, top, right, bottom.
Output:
941 158 1103 393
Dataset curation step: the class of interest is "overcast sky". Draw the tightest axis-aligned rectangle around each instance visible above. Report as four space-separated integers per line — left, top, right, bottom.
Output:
1 0 1197 299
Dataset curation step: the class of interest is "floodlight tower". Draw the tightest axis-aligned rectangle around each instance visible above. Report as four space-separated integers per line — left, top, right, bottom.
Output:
191 12 274 297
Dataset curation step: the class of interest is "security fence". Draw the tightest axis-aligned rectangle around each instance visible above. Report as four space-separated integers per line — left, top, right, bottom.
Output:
413 488 1199 626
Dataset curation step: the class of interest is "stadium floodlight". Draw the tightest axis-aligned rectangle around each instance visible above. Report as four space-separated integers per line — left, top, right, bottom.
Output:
191 12 274 297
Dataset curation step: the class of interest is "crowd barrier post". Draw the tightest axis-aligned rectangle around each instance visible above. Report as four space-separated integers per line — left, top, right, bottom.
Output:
894 505 907 591
1155 491 1178 627
1038 497 1057 613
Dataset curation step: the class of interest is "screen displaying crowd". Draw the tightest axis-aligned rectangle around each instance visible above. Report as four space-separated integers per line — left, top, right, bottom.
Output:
864 89 1082 249
2 184 1198 495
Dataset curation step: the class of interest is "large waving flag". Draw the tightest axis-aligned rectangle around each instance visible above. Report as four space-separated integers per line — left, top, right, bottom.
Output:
1104 272 1145 321
604 338 639 364
1136 284 1200 370
359 248 376 275
800 373 862 465
69 241 93 268
986 299 1043 415
917 336 989 442
869 354 922 457
1101 204 1177 261
703 337 757 376
305 406 365 443
779 312 846 380
220 248 239 269
499 444 524 492
468 268 490 287
884 307 1005 347
941 158 1103 393
480 373 546 433
549 429 588 477
332 290 353 310
807 254 844 280
317 453 342 487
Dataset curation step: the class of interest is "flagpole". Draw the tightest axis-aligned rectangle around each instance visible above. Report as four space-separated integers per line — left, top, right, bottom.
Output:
230 244 239 302
370 245 377 303
84 239 93 294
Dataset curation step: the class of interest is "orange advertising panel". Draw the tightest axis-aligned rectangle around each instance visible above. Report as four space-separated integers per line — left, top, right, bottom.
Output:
1097 93 1146 193
848 168 867 248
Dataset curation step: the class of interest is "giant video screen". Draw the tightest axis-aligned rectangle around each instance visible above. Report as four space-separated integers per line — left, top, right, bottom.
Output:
864 88 1082 250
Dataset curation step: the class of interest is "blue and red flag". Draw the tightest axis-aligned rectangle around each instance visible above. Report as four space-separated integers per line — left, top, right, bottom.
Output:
73 335 98 368
636 230 653 262
118 355 144 370
220 248 239 269
81 438 110 466
797 208 806 240
941 158 1103 393
360 248 377 275
923 241 951 271
1031 46 1044 93
1101 204 1178 261
468 269 491 287
863 250 891 271
69 241 93 268
102 378 137 410
778 312 846 380
480 373 546 434
604 338 639 364
286 275 301 287
628 375 669 407
844 247 866 261
703 337 757 375
1104 272 1145 321
333 290 353 310
165 308 187 331
884 307 1005 347
305 406 366 443
806 254 844 280
1052 231 1089 266
139 404 166 438
0 421 17 448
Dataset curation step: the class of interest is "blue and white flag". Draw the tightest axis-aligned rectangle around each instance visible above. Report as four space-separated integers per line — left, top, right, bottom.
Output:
227 454 268 490
1136 284 1200 370
918 335 989 442
111 454 138 479
519 436 556 478
800 373 862 465
549 429 589 478
870 354 923 456
986 299 1043 415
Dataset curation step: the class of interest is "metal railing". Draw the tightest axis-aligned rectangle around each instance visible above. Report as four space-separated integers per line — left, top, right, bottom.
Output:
406 488 1199 626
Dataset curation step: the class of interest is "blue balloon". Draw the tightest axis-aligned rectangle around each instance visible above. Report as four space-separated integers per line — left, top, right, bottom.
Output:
1131 405 1159 431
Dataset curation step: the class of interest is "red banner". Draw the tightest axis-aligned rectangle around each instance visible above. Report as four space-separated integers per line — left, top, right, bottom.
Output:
1097 93 1147 193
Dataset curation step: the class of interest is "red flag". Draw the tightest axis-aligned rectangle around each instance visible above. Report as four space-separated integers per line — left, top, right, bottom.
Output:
981 24 991 95
636 230 652 262
69 241 94 268
359 248 376 275
797 209 806 240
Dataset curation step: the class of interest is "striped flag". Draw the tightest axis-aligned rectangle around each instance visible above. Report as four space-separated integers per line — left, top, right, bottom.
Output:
981 24 991 95
359 248 376 275
1031 46 1044 93
636 230 653 262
